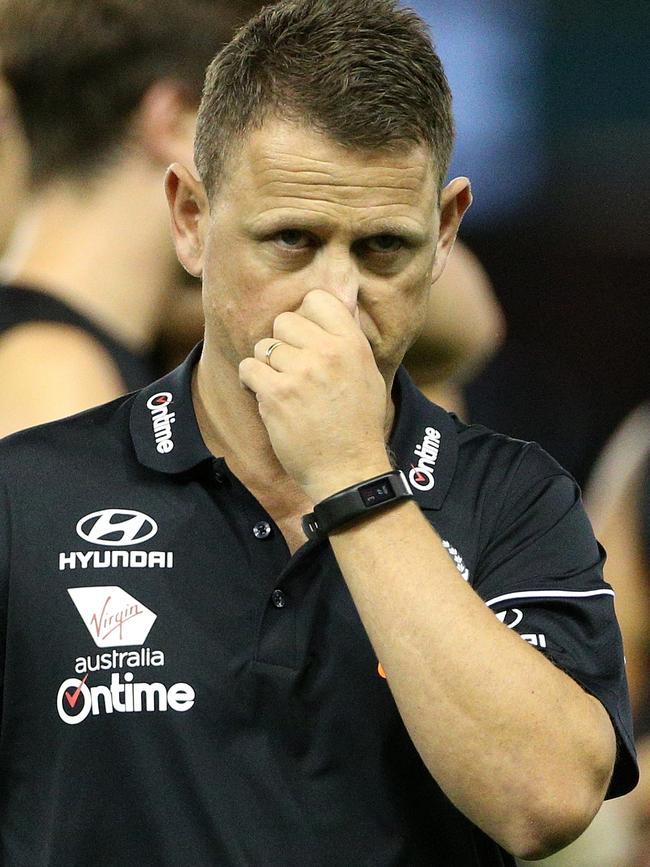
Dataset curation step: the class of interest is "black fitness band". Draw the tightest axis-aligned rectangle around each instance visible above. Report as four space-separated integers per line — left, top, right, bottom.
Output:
301 470 414 541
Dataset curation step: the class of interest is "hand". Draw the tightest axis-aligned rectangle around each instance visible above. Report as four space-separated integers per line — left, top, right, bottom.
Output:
238 290 392 503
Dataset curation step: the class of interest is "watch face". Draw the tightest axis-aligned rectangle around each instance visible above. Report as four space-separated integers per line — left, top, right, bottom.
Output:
358 477 396 508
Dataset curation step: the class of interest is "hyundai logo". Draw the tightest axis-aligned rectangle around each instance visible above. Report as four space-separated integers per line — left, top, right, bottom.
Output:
76 509 158 546
495 609 524 629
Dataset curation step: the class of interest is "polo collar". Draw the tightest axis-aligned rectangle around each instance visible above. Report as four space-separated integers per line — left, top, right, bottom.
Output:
130 342 211 474
389 367 458 510
131 347 458 507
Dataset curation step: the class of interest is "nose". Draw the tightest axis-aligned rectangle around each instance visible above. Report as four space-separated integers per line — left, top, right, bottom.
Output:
313 247 360 314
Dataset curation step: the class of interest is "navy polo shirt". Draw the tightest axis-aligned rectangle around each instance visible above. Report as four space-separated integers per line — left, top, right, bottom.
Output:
0 343 638 866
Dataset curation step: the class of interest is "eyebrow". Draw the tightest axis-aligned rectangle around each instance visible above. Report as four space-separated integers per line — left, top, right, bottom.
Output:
247 213 431 246
361 220 430 244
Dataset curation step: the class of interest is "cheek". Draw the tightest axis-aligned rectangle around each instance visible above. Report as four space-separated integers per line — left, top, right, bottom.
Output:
361 267 433 370
204 253 305 356
366 265 431 325
400 261 435 328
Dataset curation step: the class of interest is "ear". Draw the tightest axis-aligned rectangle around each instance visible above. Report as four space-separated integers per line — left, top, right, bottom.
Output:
165 162 209 278
431 177 473 284
135 80 197 169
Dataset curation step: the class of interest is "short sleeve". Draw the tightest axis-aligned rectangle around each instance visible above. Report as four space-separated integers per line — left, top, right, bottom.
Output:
473 443 638 798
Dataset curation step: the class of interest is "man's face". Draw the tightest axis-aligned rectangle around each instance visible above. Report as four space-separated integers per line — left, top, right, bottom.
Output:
195 119 444 379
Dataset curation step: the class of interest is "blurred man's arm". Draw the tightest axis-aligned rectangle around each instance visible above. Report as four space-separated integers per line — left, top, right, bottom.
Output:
585 403 650 530
0 323 126 436
404 240 506 395
597 466 650 714
0 76 28 255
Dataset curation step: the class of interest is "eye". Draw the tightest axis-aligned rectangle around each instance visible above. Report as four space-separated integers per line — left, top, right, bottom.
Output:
364 235 404 254
273 229 311 250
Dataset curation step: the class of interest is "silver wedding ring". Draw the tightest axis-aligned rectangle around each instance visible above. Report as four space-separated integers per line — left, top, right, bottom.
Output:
264 340 283 365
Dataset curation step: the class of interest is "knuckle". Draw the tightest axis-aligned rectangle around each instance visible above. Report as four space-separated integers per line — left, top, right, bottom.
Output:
273 311 293 334
272 379 293 401
301 363 321 385
319 339 343 365
301 290 321 311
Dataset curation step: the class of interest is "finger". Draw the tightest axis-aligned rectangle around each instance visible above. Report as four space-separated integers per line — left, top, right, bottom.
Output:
253 337 300 371
239 355 276 396
272 310 326 348
297 289 360 336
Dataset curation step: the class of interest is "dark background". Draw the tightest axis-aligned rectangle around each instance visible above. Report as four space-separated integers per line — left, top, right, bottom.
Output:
409 0 649 486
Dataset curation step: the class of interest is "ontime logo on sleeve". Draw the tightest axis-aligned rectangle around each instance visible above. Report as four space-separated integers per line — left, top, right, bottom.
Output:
58 586 195 726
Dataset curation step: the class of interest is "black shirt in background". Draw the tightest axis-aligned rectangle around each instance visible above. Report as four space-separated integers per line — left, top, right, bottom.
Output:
0 284 155 391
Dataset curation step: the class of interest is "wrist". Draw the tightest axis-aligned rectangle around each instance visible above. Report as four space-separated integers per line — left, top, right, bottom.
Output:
303 455 394 504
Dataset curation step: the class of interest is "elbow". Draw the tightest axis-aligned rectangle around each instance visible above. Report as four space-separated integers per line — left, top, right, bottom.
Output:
505 707 616 860
505 782 608 861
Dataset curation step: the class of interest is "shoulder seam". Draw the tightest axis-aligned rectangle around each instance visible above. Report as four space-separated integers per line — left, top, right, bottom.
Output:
484 440 536 538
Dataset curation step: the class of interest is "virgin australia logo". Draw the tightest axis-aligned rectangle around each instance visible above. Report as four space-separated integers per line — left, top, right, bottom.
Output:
68 586 157 647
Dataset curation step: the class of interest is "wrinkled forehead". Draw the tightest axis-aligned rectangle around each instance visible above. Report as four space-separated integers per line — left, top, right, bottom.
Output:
216 118 439 218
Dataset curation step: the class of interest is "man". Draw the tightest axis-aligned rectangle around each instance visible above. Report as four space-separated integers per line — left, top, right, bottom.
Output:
0 1 637 864
0 0 262 436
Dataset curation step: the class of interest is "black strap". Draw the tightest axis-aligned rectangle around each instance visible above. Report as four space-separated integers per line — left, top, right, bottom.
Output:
302 470 413 541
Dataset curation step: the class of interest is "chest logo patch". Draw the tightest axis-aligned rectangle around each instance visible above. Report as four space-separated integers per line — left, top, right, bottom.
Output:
58 587 195 726
76 509 157 546
60 509 173 570
68 586 157 647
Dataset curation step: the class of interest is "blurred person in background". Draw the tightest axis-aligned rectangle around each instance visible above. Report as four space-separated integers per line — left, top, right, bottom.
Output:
404 238 505 418
585 409 650 867
0 0 263 437
519 409 650 867
0 74 27 255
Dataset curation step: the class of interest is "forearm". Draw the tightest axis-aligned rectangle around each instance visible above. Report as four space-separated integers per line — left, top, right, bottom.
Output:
328 498 616 858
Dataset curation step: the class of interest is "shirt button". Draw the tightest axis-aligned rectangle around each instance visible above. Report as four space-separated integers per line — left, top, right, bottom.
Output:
253 520 272 539
271 589 287 608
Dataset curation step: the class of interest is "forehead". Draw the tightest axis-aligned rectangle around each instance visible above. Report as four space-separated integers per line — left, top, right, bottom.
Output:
218 119 437 227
